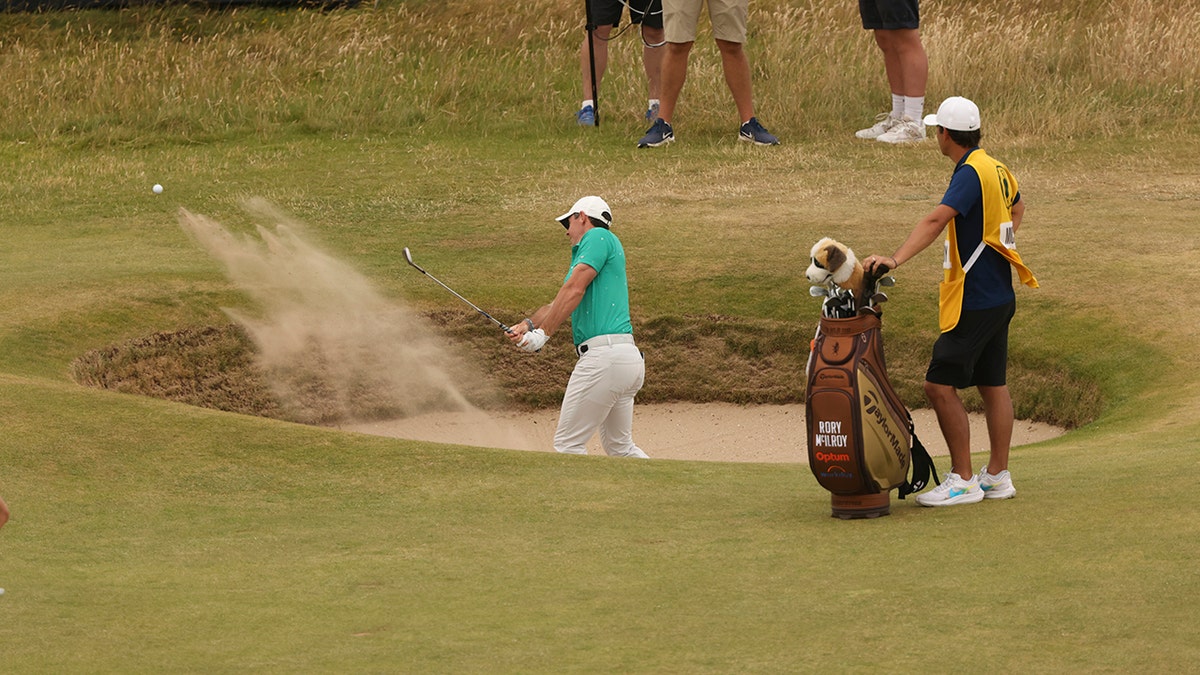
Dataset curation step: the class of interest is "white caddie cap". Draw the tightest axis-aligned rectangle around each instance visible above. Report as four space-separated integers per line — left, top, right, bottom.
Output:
922 96 981 132
556 196 613 228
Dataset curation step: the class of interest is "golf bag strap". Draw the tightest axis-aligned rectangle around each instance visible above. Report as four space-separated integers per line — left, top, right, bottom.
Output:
897 419 939 499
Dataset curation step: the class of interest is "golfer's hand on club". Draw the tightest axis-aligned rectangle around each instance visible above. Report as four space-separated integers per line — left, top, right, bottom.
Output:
509 322 548 353
513 326 547 353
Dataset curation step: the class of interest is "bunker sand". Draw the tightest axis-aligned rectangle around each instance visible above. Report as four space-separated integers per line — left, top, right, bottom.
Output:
344 402 1064 463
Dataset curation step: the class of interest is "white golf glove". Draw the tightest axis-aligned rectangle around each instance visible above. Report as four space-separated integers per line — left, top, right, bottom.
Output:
518 328 548 353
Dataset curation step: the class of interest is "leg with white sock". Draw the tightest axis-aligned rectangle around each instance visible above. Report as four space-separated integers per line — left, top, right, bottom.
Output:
873 28 928 143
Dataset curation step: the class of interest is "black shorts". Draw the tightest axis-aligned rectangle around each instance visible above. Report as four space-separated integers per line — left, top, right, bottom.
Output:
589 0 664 30
859 0 920 30
926 301 1016 389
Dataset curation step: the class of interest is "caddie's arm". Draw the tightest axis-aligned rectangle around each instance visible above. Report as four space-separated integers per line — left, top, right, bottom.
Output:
866 204 958 273
1011 196 1025 233
508 264 596 343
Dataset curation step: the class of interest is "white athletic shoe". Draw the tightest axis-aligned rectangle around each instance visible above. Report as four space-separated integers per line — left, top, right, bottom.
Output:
876 116 925 144
915 472 985 507
855 112 900 139
978 469 1017 500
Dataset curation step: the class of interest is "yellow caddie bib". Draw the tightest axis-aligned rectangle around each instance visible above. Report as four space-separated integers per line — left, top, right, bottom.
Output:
938 150 1039 332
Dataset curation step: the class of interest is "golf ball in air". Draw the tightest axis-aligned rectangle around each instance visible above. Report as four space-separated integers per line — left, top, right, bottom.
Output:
153 184 163 194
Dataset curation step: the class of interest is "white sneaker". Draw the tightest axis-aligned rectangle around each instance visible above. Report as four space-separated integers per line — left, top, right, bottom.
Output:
855 112 900 139
915 472 984 507
978 469 1017 499
876 116 925 144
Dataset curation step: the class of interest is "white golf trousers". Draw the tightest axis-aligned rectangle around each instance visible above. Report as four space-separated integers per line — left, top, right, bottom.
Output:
554 341 647 457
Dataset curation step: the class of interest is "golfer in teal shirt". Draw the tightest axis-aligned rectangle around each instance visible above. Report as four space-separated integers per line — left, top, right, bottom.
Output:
508 196 648 458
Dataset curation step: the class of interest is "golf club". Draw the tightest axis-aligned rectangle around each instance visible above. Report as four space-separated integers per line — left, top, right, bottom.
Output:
403 247 511 333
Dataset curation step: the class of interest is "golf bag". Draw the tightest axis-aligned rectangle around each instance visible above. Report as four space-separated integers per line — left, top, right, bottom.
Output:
805 310 936 511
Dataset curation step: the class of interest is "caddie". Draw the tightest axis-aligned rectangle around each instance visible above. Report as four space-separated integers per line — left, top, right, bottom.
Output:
865 96 1038 506
508 196 649 458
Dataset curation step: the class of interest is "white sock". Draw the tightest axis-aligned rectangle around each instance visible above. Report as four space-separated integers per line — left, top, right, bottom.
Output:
891 93 904 119
648 98 660 108
581 99 594 110
904 96 924 122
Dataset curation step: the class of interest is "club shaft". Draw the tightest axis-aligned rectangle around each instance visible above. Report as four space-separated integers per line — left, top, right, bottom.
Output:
404 248 510 331
421 271 506 328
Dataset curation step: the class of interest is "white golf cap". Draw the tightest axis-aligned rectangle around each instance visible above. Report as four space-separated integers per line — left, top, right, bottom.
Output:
556 196 613 228
922 96 981 131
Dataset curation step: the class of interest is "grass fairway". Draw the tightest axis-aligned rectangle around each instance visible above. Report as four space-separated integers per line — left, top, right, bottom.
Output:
3 0 1200 671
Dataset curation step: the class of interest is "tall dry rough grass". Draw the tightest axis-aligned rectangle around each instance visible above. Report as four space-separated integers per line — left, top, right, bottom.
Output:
0 0 1196 142
920 0 1200 138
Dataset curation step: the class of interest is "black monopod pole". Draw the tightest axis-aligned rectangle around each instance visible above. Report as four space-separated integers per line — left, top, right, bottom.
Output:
584 0 600 128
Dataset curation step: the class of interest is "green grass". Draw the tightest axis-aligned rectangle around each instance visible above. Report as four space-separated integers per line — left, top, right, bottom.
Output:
4 375 1199 671
3 0 1200 671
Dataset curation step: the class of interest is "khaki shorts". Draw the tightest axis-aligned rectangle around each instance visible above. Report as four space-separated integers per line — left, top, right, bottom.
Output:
663 0 748 43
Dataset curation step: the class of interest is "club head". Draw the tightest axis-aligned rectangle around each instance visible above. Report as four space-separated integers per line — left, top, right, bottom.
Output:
878 276 896 287
809 286 828 297
403 247 426 274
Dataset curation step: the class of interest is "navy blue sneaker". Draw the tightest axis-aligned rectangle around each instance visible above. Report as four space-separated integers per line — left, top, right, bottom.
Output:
739 117 779 145
637 118 674 148
576 105 596 126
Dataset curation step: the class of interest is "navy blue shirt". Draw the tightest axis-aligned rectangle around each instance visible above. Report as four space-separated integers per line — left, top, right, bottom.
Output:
941 149 1019 310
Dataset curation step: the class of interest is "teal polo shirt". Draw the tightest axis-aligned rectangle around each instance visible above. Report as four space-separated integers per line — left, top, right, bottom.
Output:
566 227 633 345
